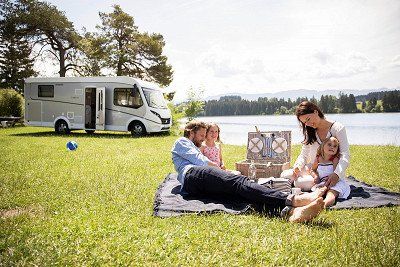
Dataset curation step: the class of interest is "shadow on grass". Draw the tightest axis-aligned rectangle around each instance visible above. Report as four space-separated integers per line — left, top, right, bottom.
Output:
11 130 173 139
304 218 336 229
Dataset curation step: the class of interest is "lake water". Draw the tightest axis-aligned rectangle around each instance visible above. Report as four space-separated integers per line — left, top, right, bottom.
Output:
198 113 400 146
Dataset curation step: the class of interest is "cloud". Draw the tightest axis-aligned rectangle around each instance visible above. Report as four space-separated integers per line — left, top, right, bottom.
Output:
310 51 376 79
195 46 275 81
202 57 242 78
391 55 400 67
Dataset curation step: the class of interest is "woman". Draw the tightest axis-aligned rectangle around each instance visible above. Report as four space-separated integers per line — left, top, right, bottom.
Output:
291 101 350 189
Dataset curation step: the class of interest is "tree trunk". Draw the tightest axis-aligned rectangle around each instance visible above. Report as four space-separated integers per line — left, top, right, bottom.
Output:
59 48 66 77
117 57 123 76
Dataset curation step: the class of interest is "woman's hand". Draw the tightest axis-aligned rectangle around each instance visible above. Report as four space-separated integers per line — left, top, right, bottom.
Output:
325 173 339 188
292 167 301 180
310 170 319 183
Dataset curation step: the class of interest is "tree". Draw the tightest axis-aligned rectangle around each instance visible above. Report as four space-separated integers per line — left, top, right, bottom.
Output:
0 0 36 92
382 91 400 112
77 30 107 76
184 86 204 120
97 5 173 86
365 97 377 112
16 0 81 77
348 94 357 113
338 93 357 113
361 101 366 110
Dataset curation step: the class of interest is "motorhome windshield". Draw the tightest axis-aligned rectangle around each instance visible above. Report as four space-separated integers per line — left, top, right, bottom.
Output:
142 88 167 109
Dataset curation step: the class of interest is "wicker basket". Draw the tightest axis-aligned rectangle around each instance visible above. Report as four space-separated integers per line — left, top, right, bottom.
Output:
236 159 290 178
235 130 292 178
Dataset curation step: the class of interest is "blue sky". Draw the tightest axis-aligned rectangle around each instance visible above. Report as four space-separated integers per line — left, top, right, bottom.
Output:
43 0 400 102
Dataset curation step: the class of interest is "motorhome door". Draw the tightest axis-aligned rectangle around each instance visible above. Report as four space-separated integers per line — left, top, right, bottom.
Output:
96 87 105 130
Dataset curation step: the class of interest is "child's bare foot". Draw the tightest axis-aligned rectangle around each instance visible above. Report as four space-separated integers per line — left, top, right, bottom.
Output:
292 187 327 207
288 197 324 223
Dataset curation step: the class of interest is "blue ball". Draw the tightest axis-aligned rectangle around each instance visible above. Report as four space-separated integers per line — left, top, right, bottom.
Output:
66 141 78 151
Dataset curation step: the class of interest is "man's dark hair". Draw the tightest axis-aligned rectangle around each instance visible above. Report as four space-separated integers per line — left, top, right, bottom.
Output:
183 120 208 138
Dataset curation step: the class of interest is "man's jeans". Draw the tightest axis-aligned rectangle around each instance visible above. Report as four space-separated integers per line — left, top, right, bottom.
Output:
183 166 292 216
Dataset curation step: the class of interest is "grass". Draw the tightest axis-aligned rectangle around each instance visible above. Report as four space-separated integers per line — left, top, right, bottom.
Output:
1 126 399 266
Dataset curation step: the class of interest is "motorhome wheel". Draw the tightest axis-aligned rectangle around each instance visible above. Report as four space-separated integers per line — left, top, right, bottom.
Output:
130 122 146 137
55 120 70 134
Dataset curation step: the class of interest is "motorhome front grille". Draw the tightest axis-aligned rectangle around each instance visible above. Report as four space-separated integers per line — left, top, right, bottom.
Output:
161 118 170 124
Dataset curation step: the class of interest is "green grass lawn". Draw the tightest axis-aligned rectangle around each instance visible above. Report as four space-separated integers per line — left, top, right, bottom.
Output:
1 126 399 266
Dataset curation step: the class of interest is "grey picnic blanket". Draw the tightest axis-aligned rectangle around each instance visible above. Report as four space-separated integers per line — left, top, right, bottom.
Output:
153 173 400 218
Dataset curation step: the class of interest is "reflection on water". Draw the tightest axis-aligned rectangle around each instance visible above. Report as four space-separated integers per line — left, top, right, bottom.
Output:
198 113 400 146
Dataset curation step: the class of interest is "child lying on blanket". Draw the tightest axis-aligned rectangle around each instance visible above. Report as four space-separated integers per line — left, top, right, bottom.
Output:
309 136 351 208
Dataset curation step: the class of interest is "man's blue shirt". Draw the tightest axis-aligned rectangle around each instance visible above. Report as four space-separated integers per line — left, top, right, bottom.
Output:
171 137 211 190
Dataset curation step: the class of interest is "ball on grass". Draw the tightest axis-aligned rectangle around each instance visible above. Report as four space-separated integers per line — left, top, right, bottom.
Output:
66 141 78 151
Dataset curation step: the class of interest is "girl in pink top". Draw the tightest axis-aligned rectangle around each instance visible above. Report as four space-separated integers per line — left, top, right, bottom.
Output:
201 123 225 169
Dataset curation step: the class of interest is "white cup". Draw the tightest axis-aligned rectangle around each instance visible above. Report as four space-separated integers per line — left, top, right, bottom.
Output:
291 187 302 195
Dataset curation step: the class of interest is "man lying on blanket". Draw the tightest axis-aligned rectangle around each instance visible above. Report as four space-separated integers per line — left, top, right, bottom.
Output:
171 120 327 223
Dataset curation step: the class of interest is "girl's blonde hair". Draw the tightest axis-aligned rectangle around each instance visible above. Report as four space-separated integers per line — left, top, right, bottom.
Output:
317 136 340 160
206 123 221 143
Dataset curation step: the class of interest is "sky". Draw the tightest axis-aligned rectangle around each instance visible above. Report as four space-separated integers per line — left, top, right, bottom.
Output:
43 0 400 102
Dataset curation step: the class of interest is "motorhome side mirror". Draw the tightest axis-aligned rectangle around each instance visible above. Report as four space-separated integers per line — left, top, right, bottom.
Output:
131 84 139 96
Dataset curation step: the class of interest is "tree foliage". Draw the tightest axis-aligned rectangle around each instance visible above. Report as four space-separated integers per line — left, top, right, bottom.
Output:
0 0 36 92
382 90 400 112
0 89 24 117
76 30 107 76
13 0 81 77
202 90 400 116
96 5 173 86
183 86 204 120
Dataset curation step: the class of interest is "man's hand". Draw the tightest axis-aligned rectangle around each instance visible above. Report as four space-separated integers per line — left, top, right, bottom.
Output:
207 161 219 168
324 173 339 188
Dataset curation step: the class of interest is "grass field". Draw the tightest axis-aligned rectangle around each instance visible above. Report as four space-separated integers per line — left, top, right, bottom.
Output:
1 126 399 266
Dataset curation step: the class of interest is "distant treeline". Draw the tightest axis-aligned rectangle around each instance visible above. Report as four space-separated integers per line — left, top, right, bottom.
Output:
203 90 400 116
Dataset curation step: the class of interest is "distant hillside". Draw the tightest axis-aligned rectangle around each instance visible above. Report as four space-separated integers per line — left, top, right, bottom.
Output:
355 90 400 102
204 88 399 101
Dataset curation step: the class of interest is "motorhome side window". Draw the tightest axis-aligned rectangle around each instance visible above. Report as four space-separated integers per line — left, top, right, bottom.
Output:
114 87 143 108
38 85 54 97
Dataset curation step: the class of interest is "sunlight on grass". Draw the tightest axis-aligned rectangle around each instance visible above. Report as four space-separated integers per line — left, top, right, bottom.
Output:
0 127 399 265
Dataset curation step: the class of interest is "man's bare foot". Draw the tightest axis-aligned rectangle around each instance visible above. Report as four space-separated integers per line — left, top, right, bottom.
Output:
292 186 327 207
288 197 324 223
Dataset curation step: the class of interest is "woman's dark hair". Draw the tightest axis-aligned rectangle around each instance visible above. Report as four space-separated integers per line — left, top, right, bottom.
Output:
295 101 325 145
183 120 208 138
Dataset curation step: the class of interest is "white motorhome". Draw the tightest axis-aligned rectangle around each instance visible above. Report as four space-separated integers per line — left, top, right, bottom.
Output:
24 76 172 136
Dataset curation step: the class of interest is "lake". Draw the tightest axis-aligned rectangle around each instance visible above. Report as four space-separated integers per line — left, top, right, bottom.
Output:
198 113 400 146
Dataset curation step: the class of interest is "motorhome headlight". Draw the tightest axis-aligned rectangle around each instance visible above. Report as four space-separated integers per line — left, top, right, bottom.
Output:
151 110 161 120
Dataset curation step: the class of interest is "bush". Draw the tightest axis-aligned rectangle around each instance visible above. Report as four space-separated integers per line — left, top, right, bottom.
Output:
168 102 184 135
0 89 24 117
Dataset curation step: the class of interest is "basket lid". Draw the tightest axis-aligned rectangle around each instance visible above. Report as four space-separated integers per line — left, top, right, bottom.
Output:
246 131 291 163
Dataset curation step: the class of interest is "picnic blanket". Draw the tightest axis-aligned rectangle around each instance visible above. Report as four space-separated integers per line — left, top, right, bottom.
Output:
153 173 400 218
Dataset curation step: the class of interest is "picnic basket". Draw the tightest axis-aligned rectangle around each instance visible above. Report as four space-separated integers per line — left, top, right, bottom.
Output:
235 131 291 178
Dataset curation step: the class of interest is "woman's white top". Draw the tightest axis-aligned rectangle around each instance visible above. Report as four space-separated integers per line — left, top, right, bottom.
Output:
293 121 350 180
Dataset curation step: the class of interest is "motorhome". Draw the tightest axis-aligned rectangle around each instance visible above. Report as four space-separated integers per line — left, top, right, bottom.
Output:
24 76 172 136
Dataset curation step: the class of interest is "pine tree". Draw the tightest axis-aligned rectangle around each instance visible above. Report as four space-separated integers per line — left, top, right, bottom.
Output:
0 0 36 92
96 5 173 86
15 0 81 77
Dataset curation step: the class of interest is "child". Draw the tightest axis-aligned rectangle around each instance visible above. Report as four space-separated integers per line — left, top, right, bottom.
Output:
201 123 241 174
201 123 226 169
310 136 351 208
